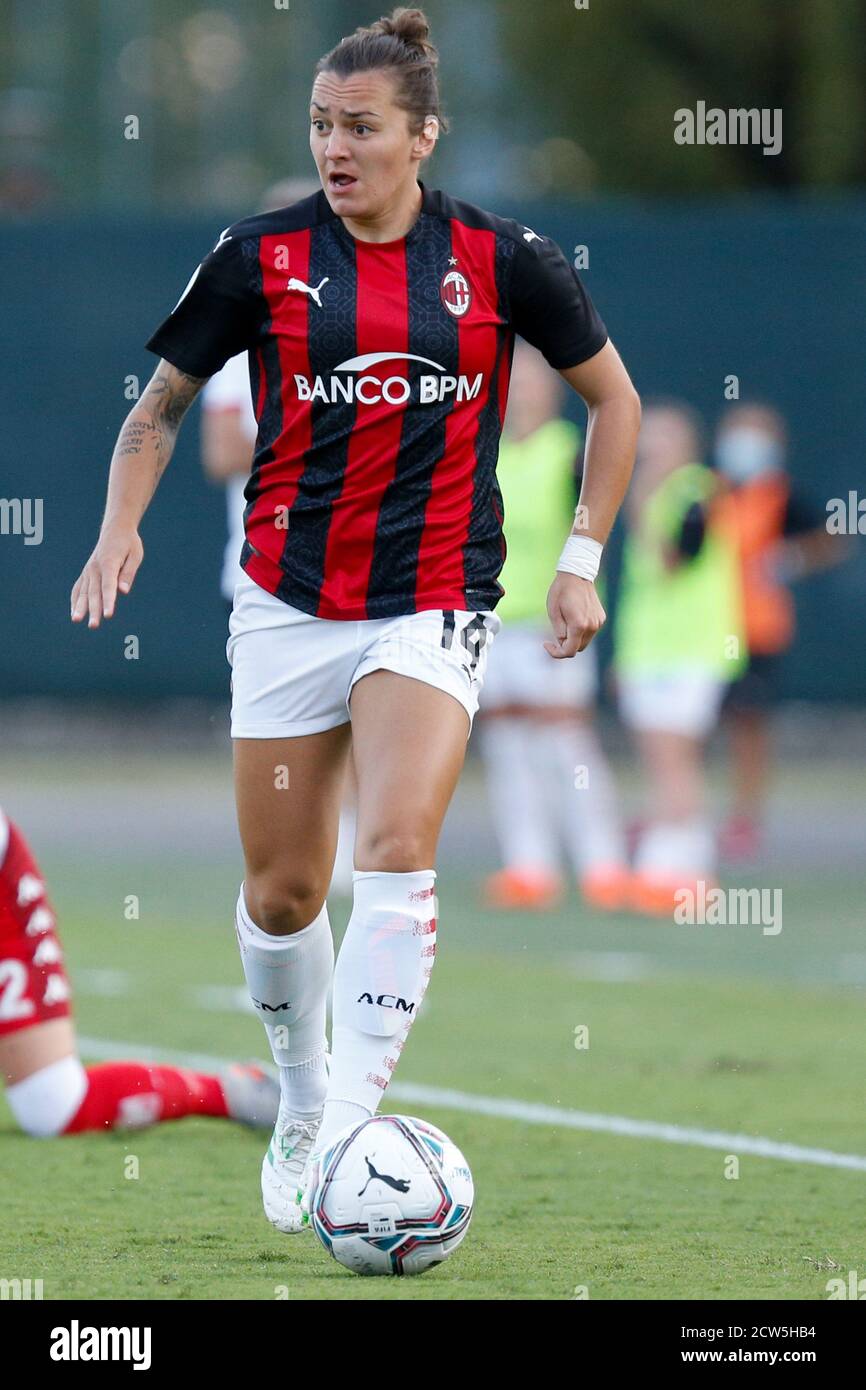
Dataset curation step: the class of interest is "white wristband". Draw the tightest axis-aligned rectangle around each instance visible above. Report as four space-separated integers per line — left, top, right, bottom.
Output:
556 534 603 582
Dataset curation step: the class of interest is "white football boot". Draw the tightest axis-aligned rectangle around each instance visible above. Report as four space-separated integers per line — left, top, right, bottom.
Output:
261 1052 331 1234
262 1107 322 1234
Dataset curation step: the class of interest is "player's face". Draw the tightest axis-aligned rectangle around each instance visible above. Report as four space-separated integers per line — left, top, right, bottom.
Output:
636 409 698 479
716 407 786 482
310 70 427 219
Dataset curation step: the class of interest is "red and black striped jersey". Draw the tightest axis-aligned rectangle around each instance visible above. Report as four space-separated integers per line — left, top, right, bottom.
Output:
145 181 607 620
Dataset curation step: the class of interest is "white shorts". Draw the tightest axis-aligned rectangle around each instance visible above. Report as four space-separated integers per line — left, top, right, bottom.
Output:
227 575 502 740
479 620 598 710
617 672 725 738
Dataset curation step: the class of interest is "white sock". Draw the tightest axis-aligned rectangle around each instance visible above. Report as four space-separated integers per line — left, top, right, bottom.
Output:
534 722 627 875
318 868 437 1150
320 1098 370 1140
636 819 716 878
478 717 560 872
235 885 333 1117
278 1054 329 1116
6 1055 88 1137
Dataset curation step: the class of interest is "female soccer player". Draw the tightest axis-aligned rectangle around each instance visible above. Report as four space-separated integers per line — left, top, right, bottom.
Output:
70 8 640 1232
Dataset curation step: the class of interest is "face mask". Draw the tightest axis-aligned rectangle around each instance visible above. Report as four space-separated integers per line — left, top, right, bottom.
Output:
715 427 784 483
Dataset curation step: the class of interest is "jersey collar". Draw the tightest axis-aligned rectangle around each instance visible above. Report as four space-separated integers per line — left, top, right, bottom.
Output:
327 180 436 251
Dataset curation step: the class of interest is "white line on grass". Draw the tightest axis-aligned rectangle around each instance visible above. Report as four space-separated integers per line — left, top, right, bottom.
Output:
77 1034 866 1174
190 984 254 1014
566 952 655 982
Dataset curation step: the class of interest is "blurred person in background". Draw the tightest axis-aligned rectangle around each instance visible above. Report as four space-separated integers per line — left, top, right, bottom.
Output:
0 88 61 215
477 340 629 912
0 807 279 1137
713 402 844 862
614 402 744 914
200 176 358 896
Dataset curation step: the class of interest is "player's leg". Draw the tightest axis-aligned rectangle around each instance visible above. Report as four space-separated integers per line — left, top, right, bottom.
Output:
524 634 626 904
1 1019 86 1135
478 622 626 909
476 623 566 906
226 576 368 1229
630 726 715 912
527 704 630 910
477 704 564 906
2 1022 278 1134
235 726 352 932
720 659 776 861
0 811 278 1135
233 726 351 1230
725 706 769 839
618 674 722 912
312 667 468 1161
477 594 561 902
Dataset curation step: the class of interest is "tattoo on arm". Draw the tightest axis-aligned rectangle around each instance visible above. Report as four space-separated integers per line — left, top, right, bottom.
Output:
145 366 207 433
114 363 207 499
116 418 162 458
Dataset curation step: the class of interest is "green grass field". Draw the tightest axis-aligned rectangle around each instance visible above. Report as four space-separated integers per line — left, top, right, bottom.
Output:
3 819 866 1300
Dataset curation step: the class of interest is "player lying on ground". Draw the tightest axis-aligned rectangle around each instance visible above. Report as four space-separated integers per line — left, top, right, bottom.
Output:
0 808 278 1136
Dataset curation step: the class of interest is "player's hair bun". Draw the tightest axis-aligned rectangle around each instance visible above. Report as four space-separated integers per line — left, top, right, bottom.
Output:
369 8 438 64
316 6 448 139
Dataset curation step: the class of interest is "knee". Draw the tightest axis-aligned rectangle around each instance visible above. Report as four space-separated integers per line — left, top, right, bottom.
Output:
244 872 327 935
354 827 431 873
6 1055 88 1137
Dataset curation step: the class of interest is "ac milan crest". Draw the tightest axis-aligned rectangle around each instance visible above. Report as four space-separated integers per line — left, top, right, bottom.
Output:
439 268 472 318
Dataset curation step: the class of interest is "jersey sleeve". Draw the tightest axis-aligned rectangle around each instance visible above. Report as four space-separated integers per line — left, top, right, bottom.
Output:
202 350 251 409
509 234 608 370
145 231 259 379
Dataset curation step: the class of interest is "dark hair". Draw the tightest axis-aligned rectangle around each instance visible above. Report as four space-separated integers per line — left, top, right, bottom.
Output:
314 7 449 142
716 399 787 443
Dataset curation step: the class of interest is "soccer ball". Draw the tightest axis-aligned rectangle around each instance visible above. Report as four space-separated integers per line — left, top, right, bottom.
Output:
309 1114 474 1276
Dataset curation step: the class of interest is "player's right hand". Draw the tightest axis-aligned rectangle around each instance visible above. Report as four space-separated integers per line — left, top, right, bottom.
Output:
70 529 144 628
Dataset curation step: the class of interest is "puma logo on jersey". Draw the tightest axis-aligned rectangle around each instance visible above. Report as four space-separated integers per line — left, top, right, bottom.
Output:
212 226 233 252
287 276 330 308
523 227 543 243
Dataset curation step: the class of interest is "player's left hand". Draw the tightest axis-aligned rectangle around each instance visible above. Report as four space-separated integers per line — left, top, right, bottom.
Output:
544 573 606 658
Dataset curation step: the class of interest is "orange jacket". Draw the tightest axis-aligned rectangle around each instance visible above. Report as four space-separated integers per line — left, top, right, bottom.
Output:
715 473 794 655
